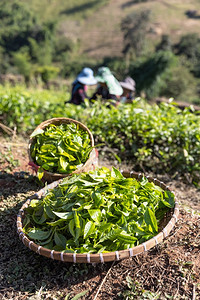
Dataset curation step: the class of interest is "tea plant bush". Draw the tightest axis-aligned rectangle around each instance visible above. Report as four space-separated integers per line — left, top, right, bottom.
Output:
0 86 68 133
0 87 200 183
83 100 200 184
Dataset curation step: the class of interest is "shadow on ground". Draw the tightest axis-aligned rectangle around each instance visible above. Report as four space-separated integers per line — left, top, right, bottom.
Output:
0 171 39 197
60 0 100 16
121 0 151 9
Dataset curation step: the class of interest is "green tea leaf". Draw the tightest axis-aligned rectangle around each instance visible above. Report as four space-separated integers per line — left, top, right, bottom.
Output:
59 156 69 170
69 219 75 237
70 290 89 300
37 166 44 181
54 231 67 248
30 128 44 138
29 199 40 208
44 205 55 219
163 191 175 208
53 211 73 220
84 221 95 239
91 192 104 207
75 227 81 242
32 212 46 225
131 222 145 235
144 207 158 233
27 228 51 241
118 232 137 244
74 211 80 228
98 228 122 243
111 167 124 179
88 209 102 223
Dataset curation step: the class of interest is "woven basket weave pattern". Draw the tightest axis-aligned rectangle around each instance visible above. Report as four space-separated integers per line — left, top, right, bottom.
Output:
17 171 179 264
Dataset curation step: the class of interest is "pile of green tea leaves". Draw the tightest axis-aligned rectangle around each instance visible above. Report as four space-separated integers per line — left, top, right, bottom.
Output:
23 167 175 253
30 123 92 175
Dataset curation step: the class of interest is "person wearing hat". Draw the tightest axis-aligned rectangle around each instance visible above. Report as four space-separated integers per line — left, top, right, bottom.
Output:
119 77 136 104
68 67 97 105
90 67 123 106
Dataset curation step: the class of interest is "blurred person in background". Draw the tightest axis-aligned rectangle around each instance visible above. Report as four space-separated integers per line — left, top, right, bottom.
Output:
90 67 123 106
119 76 136 103
67 67 97 105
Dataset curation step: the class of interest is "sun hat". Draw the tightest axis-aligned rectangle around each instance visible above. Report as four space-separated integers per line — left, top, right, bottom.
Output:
120 77 136 92
95 67 123 96
76 68 97 85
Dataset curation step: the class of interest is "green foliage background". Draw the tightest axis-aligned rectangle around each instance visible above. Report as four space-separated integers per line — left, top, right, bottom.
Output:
0 0 200 102
1 87 199 184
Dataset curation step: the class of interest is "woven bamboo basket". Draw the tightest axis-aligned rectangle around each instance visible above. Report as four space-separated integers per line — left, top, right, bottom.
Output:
17 171 179 264
28 117 98 183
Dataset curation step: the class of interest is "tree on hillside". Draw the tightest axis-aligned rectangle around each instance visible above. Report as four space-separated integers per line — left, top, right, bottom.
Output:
128 51 176 99
174 33 200 76
0 1 57 71
174 33 200 60
0 1 43 52
13 47 32 84
159 63 197 101
121 10 151 61
156 35 172 52
0 0 78 85
128 50 197 101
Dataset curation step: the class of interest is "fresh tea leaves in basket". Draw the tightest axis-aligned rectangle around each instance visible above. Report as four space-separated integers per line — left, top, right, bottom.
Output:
23 167 175 254
30 123 92 176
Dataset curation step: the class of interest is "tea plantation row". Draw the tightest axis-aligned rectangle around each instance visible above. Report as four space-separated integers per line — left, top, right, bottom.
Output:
1 86 200 185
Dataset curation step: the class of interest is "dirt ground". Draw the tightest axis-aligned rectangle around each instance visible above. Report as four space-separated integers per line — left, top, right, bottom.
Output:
0 135 199 299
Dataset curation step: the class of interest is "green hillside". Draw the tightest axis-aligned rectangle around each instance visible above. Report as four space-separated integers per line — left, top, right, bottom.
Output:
19 0 108 21
1 0 200 103
16 0 200 58
77 0 200 59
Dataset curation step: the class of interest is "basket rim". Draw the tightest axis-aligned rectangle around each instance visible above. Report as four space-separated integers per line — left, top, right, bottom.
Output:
17 171 179 264
28 117 95 177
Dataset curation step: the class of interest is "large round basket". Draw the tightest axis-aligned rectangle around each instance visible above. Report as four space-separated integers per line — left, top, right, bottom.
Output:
17 171 179 264
28 117 98 183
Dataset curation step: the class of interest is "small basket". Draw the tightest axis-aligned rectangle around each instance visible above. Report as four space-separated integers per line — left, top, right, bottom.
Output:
17 171 179 264
28 117 98 183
